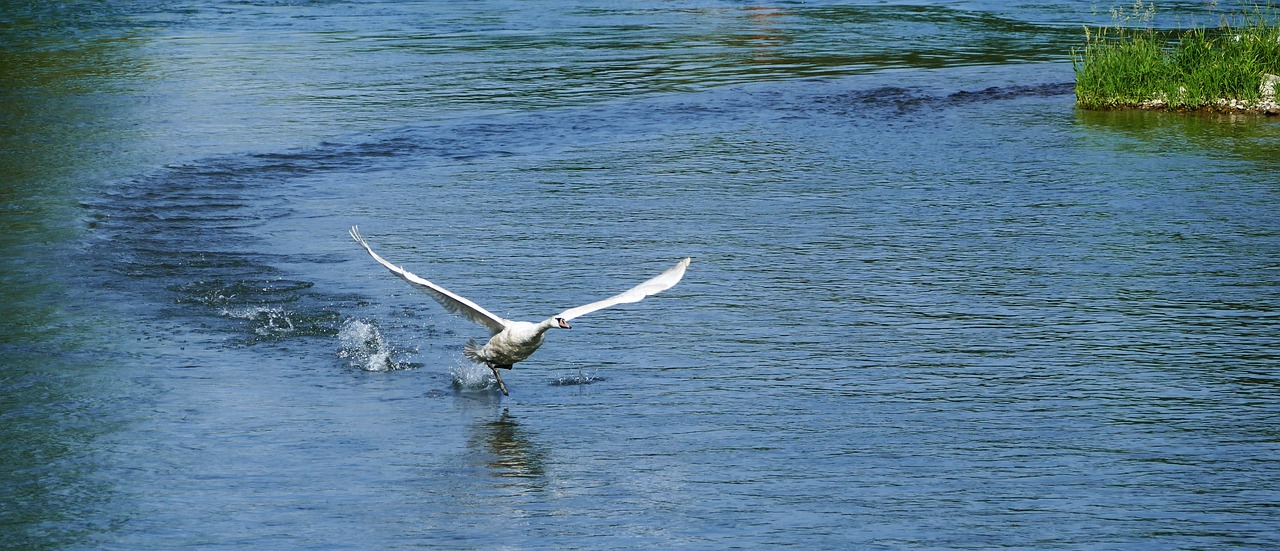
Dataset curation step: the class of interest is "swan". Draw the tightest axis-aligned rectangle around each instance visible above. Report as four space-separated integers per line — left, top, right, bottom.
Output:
349 226 690 395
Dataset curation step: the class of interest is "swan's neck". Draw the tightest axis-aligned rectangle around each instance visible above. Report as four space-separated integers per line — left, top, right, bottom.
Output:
536 317 563 333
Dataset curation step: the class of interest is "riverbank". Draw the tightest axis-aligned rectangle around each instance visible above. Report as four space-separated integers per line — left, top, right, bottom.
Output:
1073 6 1280 114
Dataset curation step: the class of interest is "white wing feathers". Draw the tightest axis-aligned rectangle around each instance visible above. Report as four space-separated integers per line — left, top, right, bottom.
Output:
556 257 691 322
350 226 508 334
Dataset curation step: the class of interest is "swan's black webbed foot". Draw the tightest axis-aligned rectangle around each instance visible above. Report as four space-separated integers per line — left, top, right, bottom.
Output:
488 364 510 396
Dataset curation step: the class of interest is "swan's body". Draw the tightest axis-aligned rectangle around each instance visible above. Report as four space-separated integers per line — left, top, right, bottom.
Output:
462 319 560 368
350 226 689 395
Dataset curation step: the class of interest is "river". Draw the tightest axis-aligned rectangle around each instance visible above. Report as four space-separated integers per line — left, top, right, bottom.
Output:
2 1 1279 548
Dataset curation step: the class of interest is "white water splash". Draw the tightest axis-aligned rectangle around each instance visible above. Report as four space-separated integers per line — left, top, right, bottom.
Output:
551 370 604 386
222 306 295 336
337 319 409 372
449 359 499 393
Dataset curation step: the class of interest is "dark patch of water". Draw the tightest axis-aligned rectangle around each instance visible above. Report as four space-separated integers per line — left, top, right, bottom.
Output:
814 80 1076 115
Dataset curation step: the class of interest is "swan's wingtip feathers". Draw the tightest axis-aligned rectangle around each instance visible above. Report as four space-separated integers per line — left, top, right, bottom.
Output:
555 256 691 321
656 256 692 289
350 226 509 333
349 225 368 248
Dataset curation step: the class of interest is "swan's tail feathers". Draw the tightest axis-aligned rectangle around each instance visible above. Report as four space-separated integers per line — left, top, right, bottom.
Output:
463 339 483 362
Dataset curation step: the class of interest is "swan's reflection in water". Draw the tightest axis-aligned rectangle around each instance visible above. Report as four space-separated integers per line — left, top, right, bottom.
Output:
469 409 547 486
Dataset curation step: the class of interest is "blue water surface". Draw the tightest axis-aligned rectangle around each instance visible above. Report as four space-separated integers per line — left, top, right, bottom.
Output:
2 1 1279 548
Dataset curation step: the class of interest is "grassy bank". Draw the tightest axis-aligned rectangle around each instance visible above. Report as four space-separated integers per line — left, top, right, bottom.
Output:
1073 4 1280 111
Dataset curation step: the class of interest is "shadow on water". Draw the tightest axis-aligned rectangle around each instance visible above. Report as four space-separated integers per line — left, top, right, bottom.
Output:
1075 107 1280 167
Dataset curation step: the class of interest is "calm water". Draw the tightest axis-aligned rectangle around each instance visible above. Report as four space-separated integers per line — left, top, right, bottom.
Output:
3 1 1280 549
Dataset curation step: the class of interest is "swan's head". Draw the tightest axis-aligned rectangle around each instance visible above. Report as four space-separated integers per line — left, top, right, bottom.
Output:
555 317 571 329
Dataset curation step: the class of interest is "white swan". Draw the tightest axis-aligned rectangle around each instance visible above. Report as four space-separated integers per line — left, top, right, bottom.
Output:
350 226 690 395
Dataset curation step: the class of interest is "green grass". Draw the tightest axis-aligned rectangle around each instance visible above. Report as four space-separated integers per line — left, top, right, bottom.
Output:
1073 4 1280 110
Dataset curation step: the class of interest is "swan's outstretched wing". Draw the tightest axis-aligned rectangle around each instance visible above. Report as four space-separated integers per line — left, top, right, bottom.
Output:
556 257 691 322
350 226 508 334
